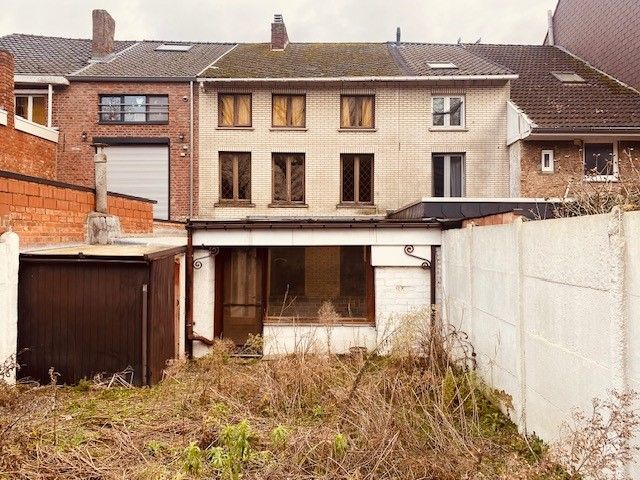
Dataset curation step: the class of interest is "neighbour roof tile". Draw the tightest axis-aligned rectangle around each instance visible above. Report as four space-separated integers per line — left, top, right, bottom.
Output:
467 44 640 130
0 34 134 75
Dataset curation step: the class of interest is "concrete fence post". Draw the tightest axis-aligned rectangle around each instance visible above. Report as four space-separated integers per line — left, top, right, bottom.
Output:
0 231 19 384
94 148 108 214
608 206 627 392
514 217 528 432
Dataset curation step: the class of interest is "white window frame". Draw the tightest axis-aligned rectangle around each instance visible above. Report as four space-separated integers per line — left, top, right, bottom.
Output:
14 92 47 125
583 141 618 182
541 149 554 173
431 95 465 129
433 153 466 197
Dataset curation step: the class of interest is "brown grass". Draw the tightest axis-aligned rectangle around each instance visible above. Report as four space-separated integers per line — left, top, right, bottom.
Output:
0 312 564 479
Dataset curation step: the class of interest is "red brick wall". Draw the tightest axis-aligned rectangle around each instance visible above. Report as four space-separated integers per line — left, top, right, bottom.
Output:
0 171 153 246
0 50 57 179
54 81 198 221
551 0 640 90
520 140 640 197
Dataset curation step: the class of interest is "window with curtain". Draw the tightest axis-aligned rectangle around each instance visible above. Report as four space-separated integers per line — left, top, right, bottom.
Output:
267 246 372 324
433 154 465 197
340 95 374 128
272 153 305 204
432 96 464 127
218 93 252 127
219 152 251 202
584 143 616 179
272 94 306 127
341 154 373 204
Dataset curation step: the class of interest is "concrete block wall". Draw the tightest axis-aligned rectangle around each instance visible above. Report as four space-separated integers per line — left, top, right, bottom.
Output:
441 211 640 475
0 231 18 383
198 82 511 218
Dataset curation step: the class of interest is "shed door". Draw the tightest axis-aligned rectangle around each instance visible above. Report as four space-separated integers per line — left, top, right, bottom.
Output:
106 145 169 220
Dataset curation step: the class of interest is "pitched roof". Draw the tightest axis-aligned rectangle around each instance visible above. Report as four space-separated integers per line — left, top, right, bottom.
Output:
0 34 134 75
70 41 236 80
199 43 403 79
466 44 640 131
389 43 512 77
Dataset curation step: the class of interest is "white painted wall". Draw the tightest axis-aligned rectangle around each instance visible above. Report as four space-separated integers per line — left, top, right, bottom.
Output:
0 232 19 384
441 211 640 476
192 255 216 358
263 324 378 356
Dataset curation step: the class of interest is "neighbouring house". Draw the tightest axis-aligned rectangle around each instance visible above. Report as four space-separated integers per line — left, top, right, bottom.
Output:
544 0 640 91
0 10 235 220
186 15 537 356
466 43 640 198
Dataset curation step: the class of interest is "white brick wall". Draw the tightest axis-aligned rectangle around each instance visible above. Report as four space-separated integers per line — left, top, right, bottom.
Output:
198 82 511 218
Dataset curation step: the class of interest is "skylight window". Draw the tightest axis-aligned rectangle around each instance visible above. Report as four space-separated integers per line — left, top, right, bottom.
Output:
155 44 193 52
552 71 586 83
427 62 458 69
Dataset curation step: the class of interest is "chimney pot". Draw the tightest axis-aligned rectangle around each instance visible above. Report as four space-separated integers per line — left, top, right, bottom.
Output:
271 14 289 51
92 9 115 59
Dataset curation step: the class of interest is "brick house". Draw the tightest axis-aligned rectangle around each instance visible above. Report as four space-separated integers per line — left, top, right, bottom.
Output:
0 10 233 220
466 43 640 198
545 0 640 91
187 16 532 356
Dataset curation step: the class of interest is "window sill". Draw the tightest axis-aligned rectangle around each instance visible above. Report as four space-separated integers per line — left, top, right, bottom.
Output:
429 127 467 132
216 126 254 131
214 202 256 207
269 127 307 132
268 203 309 208
338 128 377 132
540 170 555 174
264 319 375 327
584 175 619 183
336 203 377 210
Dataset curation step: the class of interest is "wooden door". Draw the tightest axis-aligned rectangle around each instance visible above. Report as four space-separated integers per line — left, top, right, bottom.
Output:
222 248 264 345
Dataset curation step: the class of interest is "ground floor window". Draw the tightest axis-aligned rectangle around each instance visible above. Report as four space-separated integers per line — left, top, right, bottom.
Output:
433 153 465 197
267 246 372 324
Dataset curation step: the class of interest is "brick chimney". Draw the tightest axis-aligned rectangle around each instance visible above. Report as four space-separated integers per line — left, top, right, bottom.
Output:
92 9 115 59
0 50 15 127
271 14 289 51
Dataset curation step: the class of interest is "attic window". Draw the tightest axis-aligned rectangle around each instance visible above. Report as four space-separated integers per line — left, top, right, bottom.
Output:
552 71 585 83
155 44 193 52
427 62 458 69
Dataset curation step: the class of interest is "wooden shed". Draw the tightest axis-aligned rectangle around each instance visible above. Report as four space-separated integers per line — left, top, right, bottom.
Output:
18 244 185 386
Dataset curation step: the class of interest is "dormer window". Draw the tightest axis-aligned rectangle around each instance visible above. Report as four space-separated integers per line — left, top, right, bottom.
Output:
551 71 586 83
427 62 458 69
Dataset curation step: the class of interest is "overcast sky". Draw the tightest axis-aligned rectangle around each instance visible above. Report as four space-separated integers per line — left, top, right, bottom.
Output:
0 0 558 45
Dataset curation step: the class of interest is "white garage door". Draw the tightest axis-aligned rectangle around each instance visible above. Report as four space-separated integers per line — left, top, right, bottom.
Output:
106 145 169 220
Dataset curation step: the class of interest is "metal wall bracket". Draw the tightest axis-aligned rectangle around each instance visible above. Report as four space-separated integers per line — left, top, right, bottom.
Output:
404 245 431 269
193 245 220 269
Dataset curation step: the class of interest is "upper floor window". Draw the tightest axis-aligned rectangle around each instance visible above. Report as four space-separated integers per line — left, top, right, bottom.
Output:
340 95 375 129
272 94 306 128
218 93 252 127
341 154 373 205
272 153 305 204
15 95 46 125
433 154 465 197
432 96 464 128
99 95 168 124
219 152 251 203
584 142 617 181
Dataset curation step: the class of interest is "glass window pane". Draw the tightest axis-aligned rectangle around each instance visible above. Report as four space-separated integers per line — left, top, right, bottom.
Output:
584 143 614 176
360 96 374 128
341 96 356 127
358 155 373 203
123 95 145 122
272 95 288 127
433 155 445 197
100 96 122 122
148 96 168 122
218 94 234 126
31 97 46 125
449 97 462 126
237 154 251 199
236 94 252 126
449 155 464 197
220 154 234 200
291 95 306 127
432 97 445 126
272 155 287 201
341 155 355 202
290 155 305 202
15 96 28 119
